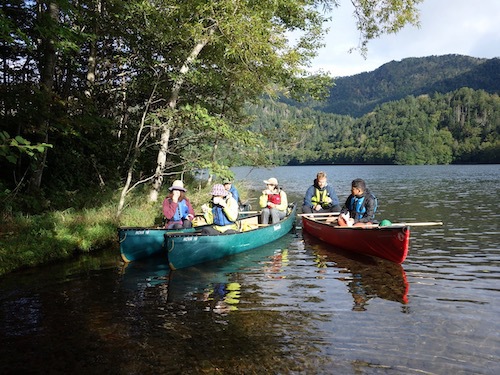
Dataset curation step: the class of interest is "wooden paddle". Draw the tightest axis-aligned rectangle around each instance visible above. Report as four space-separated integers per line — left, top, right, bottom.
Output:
332 221 444 229
298 212 340 217
299 214 443 229
378 221 443 227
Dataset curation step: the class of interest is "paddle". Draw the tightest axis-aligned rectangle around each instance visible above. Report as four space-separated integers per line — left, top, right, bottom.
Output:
332 221 444 229
298 212 340 217
301 214 443 227
375 221 443 228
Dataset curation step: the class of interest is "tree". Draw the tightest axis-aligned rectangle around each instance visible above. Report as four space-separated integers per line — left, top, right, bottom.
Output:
0 0 423 214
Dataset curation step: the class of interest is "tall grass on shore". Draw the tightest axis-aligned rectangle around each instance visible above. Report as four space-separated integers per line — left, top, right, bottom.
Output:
0 182 250 276
0 187 159 276
0 204 118 276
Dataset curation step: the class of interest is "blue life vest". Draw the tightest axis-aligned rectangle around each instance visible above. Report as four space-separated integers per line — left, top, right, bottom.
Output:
349 194 377 220
172 199 190 221
212 203 233 226
229 185 240 204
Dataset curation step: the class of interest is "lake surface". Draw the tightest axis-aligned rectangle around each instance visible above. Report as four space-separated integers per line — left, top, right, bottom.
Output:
1 165 499 374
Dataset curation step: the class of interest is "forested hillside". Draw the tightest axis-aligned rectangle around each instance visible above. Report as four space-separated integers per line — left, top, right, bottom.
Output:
243 87 499 165
319 55 500 117
239 55 500 166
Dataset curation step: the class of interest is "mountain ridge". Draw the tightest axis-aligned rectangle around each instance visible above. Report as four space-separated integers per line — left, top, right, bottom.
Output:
316 54 500 117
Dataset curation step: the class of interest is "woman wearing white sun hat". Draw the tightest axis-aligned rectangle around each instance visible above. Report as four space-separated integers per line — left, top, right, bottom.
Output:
162 180 195 229
259 177 288 224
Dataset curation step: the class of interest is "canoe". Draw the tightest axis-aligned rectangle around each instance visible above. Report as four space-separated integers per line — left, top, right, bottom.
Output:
118 227 195 262
118 212 260 262
301 215 410 264
167 203 297 270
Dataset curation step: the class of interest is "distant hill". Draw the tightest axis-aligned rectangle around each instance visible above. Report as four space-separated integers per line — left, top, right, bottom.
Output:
317 54 500 117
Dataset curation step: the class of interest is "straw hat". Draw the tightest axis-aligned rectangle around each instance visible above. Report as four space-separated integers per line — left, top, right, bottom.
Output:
263 177 278 185
168 180 186 192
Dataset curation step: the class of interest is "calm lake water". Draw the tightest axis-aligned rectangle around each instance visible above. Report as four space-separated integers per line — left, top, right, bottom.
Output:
1 165 499 374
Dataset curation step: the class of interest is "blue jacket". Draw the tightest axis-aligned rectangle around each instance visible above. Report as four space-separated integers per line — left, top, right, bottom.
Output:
303 183 340 209
341 190 377 223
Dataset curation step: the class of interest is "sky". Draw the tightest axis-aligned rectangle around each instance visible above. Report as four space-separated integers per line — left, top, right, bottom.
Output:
311 0 500 77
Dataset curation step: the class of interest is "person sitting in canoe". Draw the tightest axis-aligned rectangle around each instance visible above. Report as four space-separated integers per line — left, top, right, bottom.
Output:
223 178 252 212
302 171 341 214
222 178 240 205
162 180 195 229
338 178 378 227
259 177 288 224
200 184 239 234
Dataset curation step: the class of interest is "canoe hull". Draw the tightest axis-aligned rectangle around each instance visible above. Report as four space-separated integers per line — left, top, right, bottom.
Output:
167 204 296 270
118 227 193 262
301 216 410 263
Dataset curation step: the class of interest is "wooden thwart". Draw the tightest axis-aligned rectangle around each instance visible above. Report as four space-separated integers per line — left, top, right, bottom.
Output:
240 210 261 215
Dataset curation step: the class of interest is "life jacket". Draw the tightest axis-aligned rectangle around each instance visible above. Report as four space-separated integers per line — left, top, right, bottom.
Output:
267 193 281 207
212 199 234 226
349 193 377 220
311 187 330 208
172 199 190 221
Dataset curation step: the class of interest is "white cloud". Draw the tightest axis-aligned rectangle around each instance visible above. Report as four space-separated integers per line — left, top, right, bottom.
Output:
311 0 500 77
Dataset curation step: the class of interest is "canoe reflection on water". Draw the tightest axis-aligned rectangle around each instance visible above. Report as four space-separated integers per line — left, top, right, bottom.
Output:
119 237 293 314
302 231 409 309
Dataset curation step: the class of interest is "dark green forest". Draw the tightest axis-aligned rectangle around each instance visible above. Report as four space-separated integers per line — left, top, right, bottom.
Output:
245 86 500 166
249 54 500 166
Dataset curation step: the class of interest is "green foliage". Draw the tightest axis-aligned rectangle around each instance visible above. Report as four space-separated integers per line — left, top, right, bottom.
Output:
350 0 422 56
0 131 53 164
250 87 500 165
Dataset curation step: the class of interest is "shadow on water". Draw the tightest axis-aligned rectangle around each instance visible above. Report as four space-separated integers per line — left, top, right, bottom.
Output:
302 231 409 308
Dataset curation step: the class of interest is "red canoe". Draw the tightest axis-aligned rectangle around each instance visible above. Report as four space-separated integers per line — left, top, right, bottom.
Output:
301 215 410 264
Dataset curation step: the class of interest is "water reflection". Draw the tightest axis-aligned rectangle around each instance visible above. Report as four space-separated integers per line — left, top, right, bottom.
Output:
119 240 292 316
303 232 409 310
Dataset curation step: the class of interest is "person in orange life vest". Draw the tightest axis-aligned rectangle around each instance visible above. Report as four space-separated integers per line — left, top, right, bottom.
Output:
338 178 377 227
162 180 195 229
259 177 288 224
302 171 341 214
200 183 239 235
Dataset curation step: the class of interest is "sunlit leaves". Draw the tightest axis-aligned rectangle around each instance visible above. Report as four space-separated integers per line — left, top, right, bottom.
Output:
0 131 53 164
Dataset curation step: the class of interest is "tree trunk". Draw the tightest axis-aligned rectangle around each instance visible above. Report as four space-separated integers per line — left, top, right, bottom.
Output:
86 0 101 96
117 83 158 216
148 27 215 202
29 1 58 192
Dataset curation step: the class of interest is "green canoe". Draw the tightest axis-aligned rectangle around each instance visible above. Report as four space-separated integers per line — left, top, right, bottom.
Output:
118 227 195 262
167 203 297 270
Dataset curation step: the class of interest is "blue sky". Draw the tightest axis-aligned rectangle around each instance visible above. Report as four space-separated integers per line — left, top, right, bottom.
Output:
311 0 500 77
